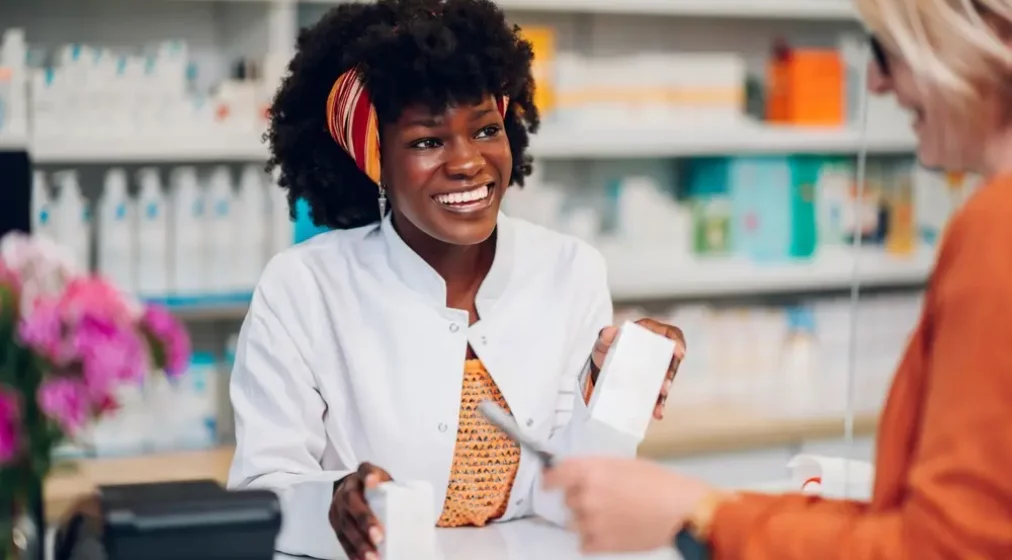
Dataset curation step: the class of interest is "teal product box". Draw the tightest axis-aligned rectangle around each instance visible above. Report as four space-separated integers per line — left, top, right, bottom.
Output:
787 156 820 258
683 157 733 256
294 197 330 243
728 156 817 263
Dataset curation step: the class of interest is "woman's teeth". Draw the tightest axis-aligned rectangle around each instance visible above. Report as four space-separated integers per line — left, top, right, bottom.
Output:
434 185 491 206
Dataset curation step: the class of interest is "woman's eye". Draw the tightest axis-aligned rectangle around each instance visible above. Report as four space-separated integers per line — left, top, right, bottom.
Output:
476 125 501 139
410 138 442 149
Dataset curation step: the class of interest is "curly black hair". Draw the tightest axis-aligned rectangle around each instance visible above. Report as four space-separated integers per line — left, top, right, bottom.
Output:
265 0 540 230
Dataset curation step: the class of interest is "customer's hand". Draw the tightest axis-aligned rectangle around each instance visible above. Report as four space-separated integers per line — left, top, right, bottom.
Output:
591 318 686 419
543 457 716 553
329 462 393 560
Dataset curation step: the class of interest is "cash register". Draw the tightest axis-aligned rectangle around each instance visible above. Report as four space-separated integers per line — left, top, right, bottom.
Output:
53 480 282 560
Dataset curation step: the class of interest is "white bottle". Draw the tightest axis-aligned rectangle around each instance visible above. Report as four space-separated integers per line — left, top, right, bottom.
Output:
206 166 237 294
97 168 136 294
268 169 292 256
51 170 92 272
168 166 206 297
135 168 169 299
31 171 54 241
175 352 219 450
0 29 28 138
235 164 268 291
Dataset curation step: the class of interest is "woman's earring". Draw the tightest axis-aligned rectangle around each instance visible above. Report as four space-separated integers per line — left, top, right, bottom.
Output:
378 185 387 217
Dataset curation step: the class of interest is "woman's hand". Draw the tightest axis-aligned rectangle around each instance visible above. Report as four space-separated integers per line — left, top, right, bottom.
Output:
543 457 718 554
329 462 394 560
591 318 686 419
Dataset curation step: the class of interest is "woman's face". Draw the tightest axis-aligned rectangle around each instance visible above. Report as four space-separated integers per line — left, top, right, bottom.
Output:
867 47 958 170
380 97 512 247
866 37 1003 173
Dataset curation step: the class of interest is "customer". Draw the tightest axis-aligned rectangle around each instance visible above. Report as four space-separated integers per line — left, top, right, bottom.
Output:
226 1 685 560
544 1 1012 558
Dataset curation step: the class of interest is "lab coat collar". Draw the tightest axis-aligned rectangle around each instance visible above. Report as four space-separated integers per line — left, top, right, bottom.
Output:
379 211 515 312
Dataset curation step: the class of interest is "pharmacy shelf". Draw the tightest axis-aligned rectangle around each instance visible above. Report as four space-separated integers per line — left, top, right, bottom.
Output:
487 0 856 19
530 123 917 159
304 0 859 19
602 247 934 301
29 134 269 164
42 405 878 521
642 404 879 458
24 124 915 163
152 249 933 322
145 293 253 321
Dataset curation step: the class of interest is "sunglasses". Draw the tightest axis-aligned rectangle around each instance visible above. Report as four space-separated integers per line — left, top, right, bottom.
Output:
869 34 890 77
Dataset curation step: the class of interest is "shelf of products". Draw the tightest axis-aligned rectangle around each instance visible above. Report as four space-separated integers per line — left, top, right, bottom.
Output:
43 405 878 522
29 134 269 164
641 405 878 457
148 249 932 322
491 0 858 18
123 248 933 323
530 124 917 159
303 0 859 19
21 123 917 163
604 247 933 301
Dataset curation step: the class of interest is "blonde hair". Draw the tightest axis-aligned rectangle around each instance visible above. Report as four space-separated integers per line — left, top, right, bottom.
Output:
855 0 1012 111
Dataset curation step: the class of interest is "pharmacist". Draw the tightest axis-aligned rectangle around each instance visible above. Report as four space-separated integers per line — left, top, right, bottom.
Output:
544 1 1012 559
226 3 685 560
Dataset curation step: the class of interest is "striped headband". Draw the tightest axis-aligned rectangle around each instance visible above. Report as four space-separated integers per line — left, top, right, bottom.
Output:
326 66 510 185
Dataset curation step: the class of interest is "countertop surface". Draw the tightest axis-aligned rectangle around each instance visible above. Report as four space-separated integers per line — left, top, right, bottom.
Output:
273 518 678 560
44 406 878 522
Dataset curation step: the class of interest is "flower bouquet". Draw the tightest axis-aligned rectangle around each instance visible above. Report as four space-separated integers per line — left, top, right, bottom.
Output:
0 232 190 560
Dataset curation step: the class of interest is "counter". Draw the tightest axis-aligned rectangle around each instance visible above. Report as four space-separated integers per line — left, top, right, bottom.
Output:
273 518 676 560
43 406 878 522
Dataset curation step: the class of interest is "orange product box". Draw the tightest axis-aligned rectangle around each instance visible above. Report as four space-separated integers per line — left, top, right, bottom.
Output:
766 45 844 126
518 26 556 116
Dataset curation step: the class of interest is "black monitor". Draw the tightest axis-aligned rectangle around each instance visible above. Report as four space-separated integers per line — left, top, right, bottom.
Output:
0 147 30 237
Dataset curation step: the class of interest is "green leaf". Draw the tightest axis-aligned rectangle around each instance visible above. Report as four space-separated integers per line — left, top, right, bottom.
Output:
143 329 168 372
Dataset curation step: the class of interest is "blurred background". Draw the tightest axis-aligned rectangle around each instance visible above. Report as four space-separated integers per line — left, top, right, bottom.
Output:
0 0 979 523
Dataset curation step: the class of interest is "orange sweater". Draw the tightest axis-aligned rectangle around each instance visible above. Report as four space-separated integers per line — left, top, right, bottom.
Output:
711 175 1012 560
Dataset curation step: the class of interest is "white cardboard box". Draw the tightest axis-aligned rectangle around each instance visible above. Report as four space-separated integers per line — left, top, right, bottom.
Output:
587 320 676 442
365 481 439 560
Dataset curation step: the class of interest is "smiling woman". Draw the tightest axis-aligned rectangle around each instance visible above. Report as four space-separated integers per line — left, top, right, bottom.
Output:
229 2 685 560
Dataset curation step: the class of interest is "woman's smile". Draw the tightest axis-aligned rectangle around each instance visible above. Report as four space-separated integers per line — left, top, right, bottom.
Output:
432 182 497 214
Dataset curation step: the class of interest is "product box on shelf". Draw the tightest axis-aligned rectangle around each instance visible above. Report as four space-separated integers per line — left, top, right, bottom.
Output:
766 43 845 126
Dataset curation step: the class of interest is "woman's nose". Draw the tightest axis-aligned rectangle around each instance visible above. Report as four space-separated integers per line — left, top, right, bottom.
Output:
445 140 484 178
866 60 891 95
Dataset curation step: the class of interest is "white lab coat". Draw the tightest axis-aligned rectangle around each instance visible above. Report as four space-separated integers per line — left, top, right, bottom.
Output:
227 212 620 559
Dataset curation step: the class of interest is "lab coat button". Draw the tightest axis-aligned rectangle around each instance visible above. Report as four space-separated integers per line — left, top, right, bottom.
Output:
516 498 524 506
480 336 487 345
526 418 534 427
438 423 448 433
449 323 459 333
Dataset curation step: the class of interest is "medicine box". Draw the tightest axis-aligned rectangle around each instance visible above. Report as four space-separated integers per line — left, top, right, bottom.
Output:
587 321 676 442
365 481 438 560
728 156 817 263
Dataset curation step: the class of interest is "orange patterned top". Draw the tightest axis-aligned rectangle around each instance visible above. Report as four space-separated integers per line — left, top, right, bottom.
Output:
437 359 521 527
437 359 596 528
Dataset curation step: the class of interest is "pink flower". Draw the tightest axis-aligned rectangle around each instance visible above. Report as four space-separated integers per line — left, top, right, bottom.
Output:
141 304 191 376
60 277 142 325
73 314 149 397
19 301 150 402
17 299 73 366
0 232 78 315
0 387 20 464
37 378 89 435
